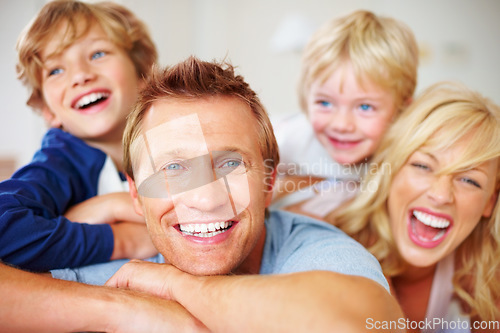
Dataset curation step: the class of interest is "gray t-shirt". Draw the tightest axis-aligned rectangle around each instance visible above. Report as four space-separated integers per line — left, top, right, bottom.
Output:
52 210 389 291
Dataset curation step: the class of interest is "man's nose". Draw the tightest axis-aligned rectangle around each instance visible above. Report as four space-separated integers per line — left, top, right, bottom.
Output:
176 178 233 216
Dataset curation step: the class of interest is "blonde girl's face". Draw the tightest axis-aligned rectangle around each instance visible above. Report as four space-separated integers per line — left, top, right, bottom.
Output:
387 138 498 268
307 61 398 166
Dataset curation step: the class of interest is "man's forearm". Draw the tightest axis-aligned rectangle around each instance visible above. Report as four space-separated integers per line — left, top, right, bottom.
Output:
173 270 404 332
0 263 207 332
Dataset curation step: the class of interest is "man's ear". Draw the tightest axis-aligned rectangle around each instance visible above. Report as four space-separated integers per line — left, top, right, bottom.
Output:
41 106 62 128
127 174 144 216
264 169 277 207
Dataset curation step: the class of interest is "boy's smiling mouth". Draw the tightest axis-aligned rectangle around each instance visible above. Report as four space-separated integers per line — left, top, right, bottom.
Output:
72 90 110 110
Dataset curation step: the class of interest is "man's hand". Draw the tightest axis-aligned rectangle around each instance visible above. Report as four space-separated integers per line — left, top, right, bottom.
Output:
65 192 144 224
106 260 180 300
105 288 209 333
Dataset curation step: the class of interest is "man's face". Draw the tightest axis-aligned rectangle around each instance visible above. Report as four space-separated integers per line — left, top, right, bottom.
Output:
129 97 273 275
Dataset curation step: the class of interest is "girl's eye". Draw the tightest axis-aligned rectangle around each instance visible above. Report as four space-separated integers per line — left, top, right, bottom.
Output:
91 51 106 60
359 104 373 112
48 68 63 76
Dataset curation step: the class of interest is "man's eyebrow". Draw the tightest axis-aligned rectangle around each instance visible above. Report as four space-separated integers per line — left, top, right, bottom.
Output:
214 146 253 159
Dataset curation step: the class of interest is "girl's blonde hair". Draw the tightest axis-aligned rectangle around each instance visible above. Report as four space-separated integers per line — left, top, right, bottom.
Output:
299 10 418 114
16 0 157 111
329 81 500 320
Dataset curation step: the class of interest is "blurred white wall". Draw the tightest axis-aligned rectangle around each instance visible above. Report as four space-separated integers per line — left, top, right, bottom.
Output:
1 0 499 169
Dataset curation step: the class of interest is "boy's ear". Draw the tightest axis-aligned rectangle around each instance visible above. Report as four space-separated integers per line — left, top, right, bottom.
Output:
403 97 413 108
127 174 144 216
41 106 62 128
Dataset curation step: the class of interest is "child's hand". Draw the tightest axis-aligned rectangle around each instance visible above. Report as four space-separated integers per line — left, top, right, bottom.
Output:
65 192 145 224
110 222 158 260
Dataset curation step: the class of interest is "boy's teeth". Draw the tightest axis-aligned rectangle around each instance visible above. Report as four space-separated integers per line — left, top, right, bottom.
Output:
76 92 109 109
179 221 233 237
413 210 450 229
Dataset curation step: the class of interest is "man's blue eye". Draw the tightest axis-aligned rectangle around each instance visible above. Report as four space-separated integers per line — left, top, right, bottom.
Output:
222 160 241 168
91 51 106 60
166 163 183 170
49 68 63 76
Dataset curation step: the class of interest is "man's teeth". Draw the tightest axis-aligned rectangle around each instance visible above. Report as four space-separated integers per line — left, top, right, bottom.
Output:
413 210 450 229
179 221 233 237
75 92 109 109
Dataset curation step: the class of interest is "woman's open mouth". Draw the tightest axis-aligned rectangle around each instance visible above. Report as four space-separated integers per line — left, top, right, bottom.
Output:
408 209 452 248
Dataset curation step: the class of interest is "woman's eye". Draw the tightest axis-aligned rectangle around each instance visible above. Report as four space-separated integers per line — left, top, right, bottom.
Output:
460 177 481 189
91 51 106 60
410 162 431 171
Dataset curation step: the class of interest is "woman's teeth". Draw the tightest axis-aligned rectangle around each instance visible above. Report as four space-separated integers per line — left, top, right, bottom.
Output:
413 210 450 229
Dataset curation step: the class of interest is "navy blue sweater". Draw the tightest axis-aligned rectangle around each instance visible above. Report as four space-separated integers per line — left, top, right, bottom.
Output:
0 128 115 271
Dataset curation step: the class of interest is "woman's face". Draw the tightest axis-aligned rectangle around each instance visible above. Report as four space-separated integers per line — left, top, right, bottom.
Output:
387 139 498 267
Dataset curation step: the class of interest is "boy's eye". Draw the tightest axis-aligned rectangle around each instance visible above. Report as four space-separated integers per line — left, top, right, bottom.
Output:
358 104 373 112
48 68 64 76
91 51 106 60
318 100 332 107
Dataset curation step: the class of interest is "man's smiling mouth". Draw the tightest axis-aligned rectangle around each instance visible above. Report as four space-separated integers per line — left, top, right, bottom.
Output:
178 221 235 238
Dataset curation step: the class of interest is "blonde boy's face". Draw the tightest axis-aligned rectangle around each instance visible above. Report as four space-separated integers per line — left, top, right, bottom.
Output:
307 62 397 165
40 21 140 142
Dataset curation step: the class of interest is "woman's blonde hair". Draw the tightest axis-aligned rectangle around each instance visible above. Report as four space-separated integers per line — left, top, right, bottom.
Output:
16 0 157 111
328 81 500 320
298 10 418 114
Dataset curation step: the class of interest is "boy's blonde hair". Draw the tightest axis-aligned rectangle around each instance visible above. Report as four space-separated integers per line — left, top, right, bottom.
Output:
298 10 418 114
329 81 500 321
16 0 158 111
